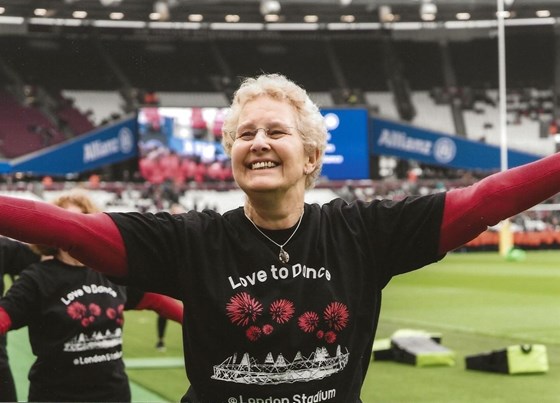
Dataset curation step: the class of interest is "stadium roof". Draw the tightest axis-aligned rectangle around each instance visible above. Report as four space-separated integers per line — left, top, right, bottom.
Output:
1 0 559 28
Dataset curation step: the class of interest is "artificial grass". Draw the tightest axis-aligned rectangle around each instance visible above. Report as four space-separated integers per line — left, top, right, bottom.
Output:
364 250 560 402
122 312 187 402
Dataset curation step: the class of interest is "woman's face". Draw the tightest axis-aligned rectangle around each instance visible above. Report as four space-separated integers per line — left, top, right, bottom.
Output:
231 95 316 197
63 203 84 214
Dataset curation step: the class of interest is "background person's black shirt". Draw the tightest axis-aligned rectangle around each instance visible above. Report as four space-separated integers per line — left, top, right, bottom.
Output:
0 259 144 402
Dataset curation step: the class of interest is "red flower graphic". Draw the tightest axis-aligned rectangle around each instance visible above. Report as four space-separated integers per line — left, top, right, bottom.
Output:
107 305 124 321
81 316 95 327
67 302 87 320
246 325 262 341
106 307 116 319
316 330 324 339
226 292 263 326
324 330 337 344
89 303 101 316
324 302 349 331
298 311 319 333
269 299 295 324
262 324 274 335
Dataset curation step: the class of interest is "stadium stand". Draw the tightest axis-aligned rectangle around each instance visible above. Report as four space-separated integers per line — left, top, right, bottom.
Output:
0 91 66 158
0 9 556 193
61 90 124 126
52 92 96 135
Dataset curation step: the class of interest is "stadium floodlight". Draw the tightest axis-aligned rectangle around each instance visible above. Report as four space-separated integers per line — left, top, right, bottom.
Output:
536 10 551 18
100 0 123 6
420 0 437 20
153 0 170 21
378 5 394 23
260 0 281 16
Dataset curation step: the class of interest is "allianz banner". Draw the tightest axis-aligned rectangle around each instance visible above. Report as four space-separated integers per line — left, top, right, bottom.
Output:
321 108 370 180
0 160 11 174
10 118 137 175
372 117 541 171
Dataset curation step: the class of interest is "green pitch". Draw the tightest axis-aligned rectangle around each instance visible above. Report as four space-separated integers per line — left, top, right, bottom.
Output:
9 251 560 402
365 250 560 403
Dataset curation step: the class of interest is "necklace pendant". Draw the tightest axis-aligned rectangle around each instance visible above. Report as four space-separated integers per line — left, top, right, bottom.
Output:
279 247 290 264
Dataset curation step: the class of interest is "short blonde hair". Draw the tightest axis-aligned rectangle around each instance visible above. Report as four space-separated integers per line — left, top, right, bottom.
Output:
221 74 327 189
32 191 101 256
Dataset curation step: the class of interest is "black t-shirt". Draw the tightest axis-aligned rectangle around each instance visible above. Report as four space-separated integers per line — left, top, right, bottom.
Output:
0 237 40 363
0 237 40 295
0 259 143 402
109 195 446 403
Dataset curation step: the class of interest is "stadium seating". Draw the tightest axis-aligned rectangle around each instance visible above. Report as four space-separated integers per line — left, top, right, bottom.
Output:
0 91 65 158
54 95 96 136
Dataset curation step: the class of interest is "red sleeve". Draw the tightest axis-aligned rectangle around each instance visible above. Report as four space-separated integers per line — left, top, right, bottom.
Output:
439 152 560 254
0 307 12 335
135 292 183 324
0 195 128 277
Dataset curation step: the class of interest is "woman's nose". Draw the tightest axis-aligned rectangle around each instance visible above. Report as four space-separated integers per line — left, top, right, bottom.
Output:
250 129 271 151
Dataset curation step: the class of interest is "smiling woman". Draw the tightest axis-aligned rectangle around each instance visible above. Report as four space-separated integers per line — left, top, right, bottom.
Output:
222 74 327 192
229 94 318 225
0 73 559 403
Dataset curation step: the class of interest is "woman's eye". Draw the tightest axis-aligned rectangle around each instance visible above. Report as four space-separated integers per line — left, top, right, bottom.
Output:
238 130 255 139
269 129 288 137
235 127 290 140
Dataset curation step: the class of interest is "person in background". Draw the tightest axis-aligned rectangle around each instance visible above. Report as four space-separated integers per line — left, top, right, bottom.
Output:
0 192 183 402
0 74 559 402
155 315 167 352
0 237 41 402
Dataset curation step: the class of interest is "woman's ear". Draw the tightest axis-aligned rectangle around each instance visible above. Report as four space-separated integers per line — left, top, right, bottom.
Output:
304 147 321 175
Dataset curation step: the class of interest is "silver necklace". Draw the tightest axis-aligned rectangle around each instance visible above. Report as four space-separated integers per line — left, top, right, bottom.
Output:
245 210 304 264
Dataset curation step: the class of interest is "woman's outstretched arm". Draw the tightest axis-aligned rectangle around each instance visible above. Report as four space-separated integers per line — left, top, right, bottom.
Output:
0 195 128 276
439 152 560 254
